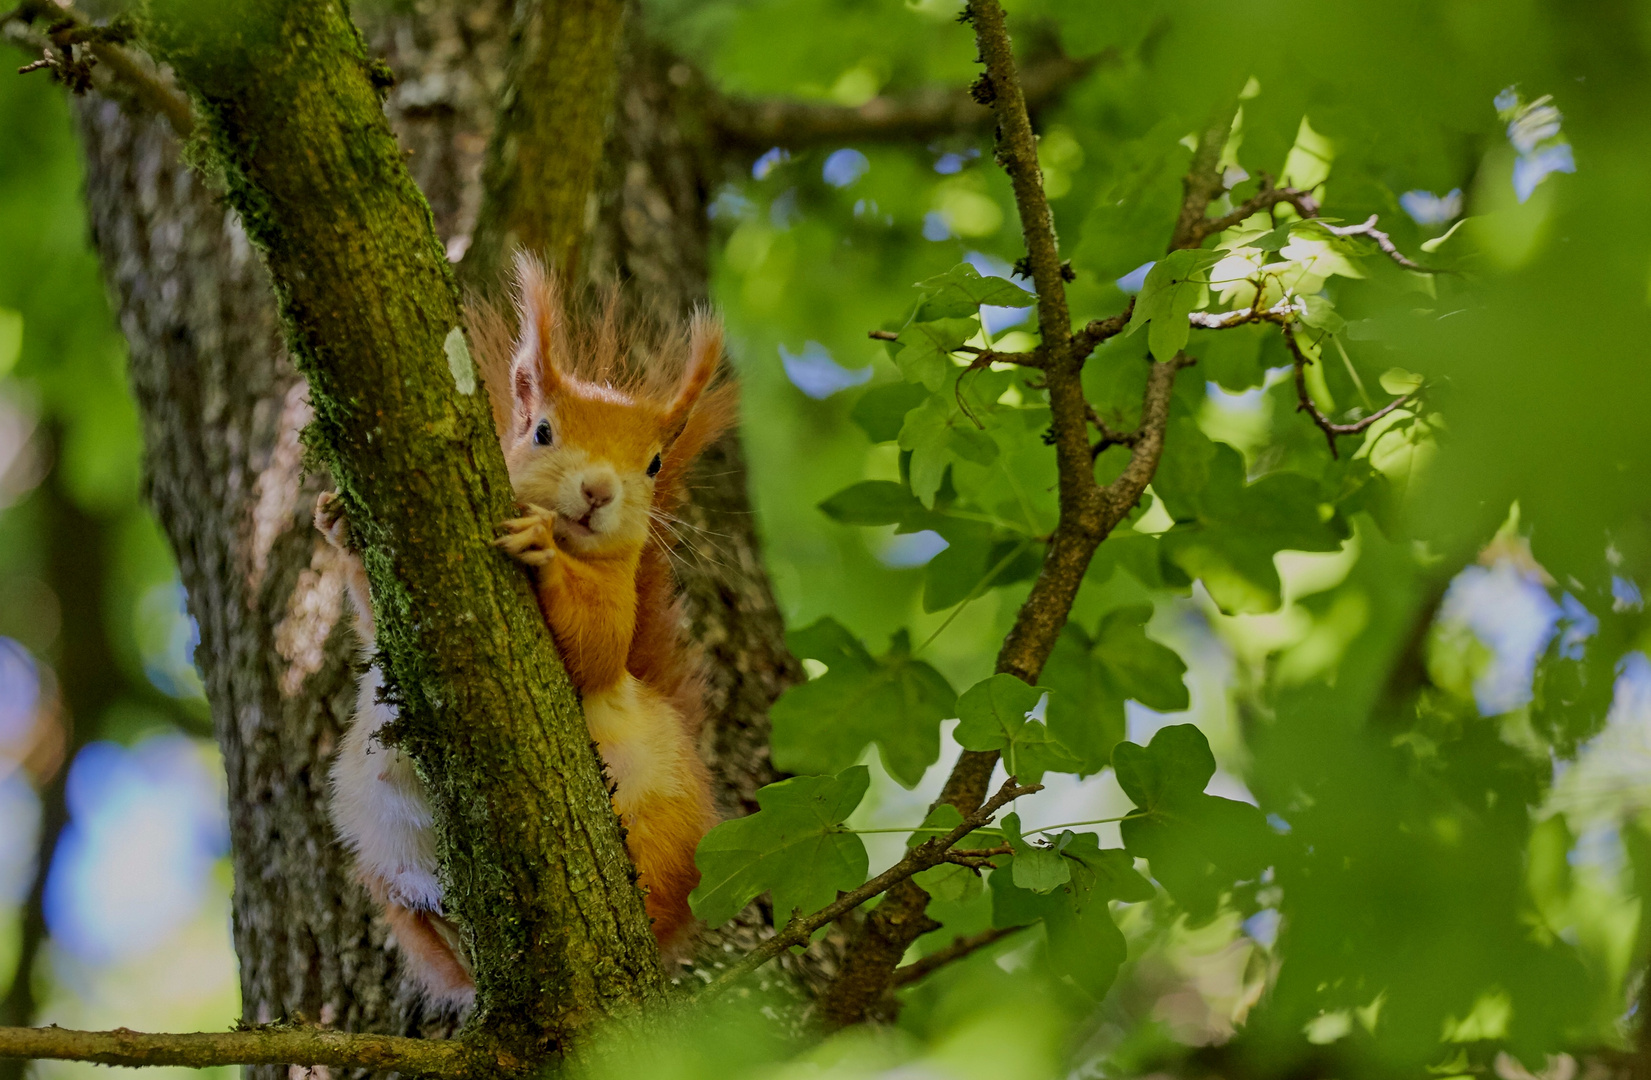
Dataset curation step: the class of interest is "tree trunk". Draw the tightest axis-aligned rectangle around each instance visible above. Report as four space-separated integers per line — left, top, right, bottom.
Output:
67 0 807 1059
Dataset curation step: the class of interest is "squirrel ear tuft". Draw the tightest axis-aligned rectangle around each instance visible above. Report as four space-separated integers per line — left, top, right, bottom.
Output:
662 310 722 441
510 254 567 431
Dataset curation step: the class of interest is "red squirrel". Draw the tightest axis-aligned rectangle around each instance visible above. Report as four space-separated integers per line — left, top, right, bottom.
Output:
319 256 732 1007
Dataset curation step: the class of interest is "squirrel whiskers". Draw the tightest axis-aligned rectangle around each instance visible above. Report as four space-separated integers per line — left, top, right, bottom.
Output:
318 256 733 1007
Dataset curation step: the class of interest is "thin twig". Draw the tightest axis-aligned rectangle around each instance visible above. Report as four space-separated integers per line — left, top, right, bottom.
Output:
1188 298 1295 330
0 1026 485 1077
1283 327 1412 458
1069 298 1134 363
1086 402 1142 460
866 329 1042 368
699 777 1040 999
889 925 1029 989
1321 214 1451 274
1188 172 1321 245
941 844 1013 869
1 0 193 137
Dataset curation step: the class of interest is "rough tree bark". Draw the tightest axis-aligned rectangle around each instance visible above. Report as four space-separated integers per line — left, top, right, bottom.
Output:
65 0 807 1063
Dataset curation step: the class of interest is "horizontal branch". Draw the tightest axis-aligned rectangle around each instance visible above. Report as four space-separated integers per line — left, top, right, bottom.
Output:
1187 298 1294 330
1322 214 1452 274
700 776 1040 998
1070 300 1134 363
889 925 1028 989
712 53 1096 151
0 1026 486 1077
2 0 192 137
1283 327 1412 458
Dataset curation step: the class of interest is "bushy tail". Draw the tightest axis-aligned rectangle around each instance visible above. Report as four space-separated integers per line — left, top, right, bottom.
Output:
366 872 475 1010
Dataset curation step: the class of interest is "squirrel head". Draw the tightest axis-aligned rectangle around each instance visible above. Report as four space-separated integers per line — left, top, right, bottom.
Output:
479 256 735 560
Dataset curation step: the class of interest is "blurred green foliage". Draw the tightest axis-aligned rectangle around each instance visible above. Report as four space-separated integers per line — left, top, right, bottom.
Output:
666 0 1651 1075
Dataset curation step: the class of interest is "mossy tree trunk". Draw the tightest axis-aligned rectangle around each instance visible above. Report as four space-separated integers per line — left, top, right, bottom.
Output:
69 0 808 1064
137 0 663 1057
49 0 1091 1057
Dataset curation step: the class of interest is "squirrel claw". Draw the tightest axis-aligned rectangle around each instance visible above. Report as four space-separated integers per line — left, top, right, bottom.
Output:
495 505 558 566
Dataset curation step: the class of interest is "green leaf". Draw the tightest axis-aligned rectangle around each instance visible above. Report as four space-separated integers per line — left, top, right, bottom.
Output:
818 480 921 526
851 381 930 443
1114 725 1272 923
909 805 981 903
988 831 1147 998
913 861 984 904
1061 832 1155 905
953 673 1045 752
897 394 1000 507
916 263 1037 319
906 803 966 847
1125 248 1216 361
892 317 976 391
1114 722 1216 810
1041 625 1127 776
1154 428 1347 613
1070 125 1187 280
690 766 870 927
785 616 873 671
1002 812 1071 893
1189 323 1268 393
1093 605 1190 712
1298 294 1346 335
771 624 956 788
953 674 1079 783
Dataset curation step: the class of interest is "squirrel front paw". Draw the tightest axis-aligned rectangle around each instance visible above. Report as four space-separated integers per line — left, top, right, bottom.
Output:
495 505 559 567
314 490 352 552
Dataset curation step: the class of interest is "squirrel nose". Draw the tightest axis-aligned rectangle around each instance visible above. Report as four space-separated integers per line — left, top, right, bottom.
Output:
581 476 616 511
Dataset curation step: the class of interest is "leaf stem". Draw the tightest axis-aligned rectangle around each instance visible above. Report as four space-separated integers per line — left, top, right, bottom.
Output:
915 539 1034 655
840 810 1143 837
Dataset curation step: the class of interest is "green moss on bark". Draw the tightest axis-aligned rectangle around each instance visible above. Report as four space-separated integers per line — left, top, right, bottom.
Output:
141 0 664 1060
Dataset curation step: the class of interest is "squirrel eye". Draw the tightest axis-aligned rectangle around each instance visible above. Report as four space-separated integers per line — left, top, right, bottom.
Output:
533 420 553 447
646 453 663 478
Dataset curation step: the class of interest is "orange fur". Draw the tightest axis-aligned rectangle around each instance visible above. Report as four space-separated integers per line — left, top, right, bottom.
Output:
476 256 735 951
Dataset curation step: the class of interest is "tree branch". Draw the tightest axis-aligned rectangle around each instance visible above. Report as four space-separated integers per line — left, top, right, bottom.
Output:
819 1 1131 1026
710 52 1097 152
1070 299 1134 363
1 0 192 137
1169 107 1237 251
1283 327 1412 458
1184 172 1319 246
889 925 1028 989
0 1026 487 1077
701 777 1040 998
1188 297 1294 330
458 0 627 286
1322 214 1451 274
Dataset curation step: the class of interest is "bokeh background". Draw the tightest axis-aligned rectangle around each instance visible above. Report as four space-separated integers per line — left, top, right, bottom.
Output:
5 1 1651 1077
